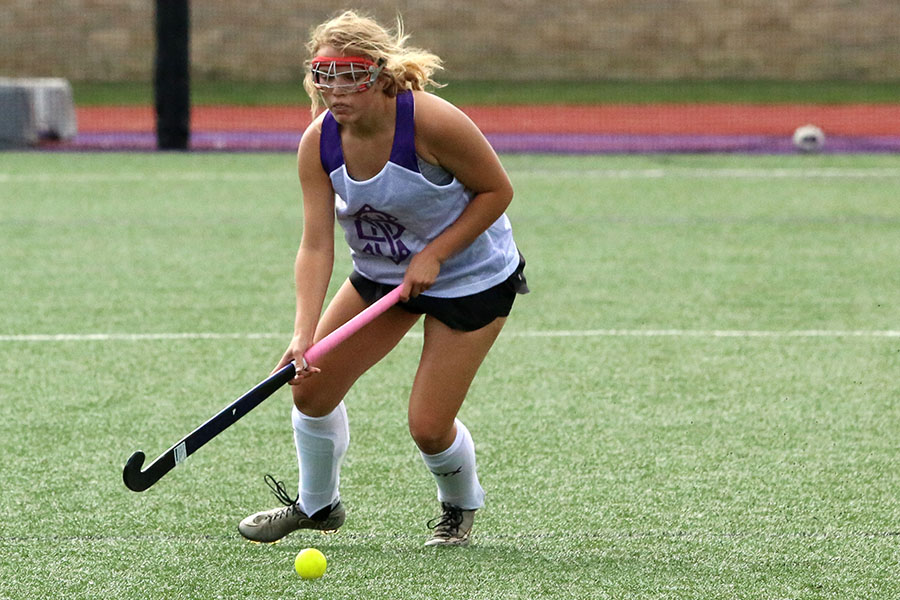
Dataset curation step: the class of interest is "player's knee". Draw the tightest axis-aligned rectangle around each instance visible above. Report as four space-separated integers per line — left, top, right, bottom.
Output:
408 418 453 455
292 385 336 418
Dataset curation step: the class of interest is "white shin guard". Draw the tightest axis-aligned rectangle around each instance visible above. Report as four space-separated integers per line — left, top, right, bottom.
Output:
419 419 485 510
292 403 349 516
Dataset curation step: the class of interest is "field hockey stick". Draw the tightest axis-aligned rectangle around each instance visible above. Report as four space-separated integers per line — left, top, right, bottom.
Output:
122 285 403 492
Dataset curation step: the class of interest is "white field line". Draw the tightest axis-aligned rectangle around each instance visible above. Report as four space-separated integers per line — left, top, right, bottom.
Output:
2 329 899 343
510 329 900 338
2 167 900 184
512 167 900 179
0 332 284 342
0 172 286 184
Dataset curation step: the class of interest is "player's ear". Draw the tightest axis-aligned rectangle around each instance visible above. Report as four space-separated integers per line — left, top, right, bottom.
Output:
373 65 393 95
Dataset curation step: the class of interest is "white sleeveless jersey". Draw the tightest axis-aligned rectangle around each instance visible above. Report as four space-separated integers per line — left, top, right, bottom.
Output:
319 91 519 298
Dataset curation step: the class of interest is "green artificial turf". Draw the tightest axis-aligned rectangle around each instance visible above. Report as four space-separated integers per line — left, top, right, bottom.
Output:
1 153 899 599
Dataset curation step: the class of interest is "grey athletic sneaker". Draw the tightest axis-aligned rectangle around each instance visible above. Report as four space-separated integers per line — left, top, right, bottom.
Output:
425 503 476 547
238 475 345 543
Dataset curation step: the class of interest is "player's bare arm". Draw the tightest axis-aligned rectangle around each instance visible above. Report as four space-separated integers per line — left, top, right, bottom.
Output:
276 118 337 380
402 91 515 299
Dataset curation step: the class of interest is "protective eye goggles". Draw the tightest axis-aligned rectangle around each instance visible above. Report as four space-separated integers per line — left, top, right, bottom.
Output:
310 56 385 93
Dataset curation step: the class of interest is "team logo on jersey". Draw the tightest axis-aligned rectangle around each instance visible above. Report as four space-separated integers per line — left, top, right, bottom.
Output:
353 204 411 264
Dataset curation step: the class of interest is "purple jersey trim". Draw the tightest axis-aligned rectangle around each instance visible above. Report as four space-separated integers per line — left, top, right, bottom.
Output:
319 90 419 175
389 91 419 172
320 111 344 174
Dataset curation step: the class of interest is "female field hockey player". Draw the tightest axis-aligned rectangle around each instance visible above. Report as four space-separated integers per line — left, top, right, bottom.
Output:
238 10 527 547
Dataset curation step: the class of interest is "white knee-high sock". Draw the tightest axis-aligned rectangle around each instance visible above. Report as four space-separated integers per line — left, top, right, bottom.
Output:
419 419 485 510
292 403 349 516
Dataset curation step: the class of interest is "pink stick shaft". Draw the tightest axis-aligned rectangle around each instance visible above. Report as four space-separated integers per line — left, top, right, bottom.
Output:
302 285 403 367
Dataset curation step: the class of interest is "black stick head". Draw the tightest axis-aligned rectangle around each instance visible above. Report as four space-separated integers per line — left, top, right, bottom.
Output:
122 451 148 492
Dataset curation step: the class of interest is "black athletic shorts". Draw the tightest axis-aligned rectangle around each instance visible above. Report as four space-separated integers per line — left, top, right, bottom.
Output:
350 253 529 332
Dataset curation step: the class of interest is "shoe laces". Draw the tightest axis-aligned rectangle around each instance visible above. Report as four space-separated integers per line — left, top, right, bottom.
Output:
263 474 302 521
427 503 464 537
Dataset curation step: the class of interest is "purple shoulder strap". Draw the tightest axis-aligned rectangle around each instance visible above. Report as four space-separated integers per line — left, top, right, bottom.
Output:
389 90 419 172
319 112 344 174
319 90 418 175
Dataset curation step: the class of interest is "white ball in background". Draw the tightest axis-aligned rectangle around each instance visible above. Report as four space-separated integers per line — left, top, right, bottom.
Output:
792 124 826 153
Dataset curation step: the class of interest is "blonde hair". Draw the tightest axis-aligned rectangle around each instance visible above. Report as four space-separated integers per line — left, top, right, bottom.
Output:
303 10 444 115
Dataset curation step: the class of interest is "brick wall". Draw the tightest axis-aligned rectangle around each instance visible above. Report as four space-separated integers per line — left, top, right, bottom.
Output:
2 1 898 81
